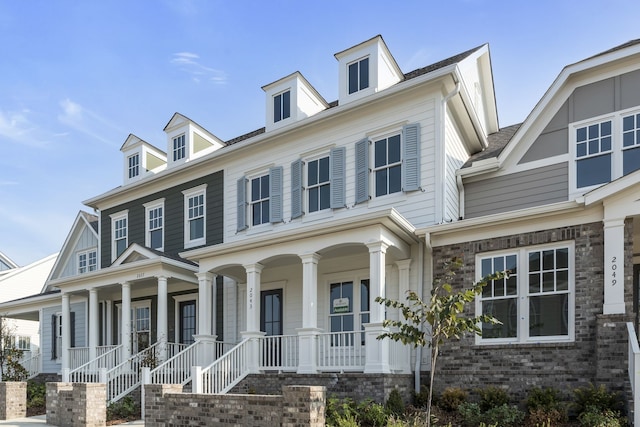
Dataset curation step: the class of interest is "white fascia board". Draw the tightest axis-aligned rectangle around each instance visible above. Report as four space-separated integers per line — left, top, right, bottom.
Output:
584 169 640 206
84 65 458 210
0 291 61 315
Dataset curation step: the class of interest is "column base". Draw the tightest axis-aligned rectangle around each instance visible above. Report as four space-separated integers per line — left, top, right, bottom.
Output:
296 328 322 374
363 322 391 374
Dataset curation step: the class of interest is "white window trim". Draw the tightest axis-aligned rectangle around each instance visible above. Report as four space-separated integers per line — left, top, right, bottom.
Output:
183 185 207 249
569 106 640 199
248 171 271 229
370 128 403 199
127 153 140 179
347 56 370 95
110 210 128 262
172 134 187 163
55 312 63 360
116 300 152 345
77 248 98 274
475 241 575 345
144 199 165 251
305 153 331 215
173 293 199 342
273 89 291 124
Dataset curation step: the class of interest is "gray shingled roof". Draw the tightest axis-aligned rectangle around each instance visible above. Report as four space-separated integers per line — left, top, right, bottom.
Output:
225 45 485 146
462 123 522 168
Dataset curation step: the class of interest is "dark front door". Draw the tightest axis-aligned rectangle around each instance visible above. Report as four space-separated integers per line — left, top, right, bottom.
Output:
179 300 196 345
261 289 283 367
635 265 640 339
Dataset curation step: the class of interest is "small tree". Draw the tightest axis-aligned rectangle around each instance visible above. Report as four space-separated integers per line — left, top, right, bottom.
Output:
376 258 503 426
0 317 28 382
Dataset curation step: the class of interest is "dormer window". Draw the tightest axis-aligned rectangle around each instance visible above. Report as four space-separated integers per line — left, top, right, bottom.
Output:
127 154 140 179
348 57 369 94
274 90 291 123
173 135 186 161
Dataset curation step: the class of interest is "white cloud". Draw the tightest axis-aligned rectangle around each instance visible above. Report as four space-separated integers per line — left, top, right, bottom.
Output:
171 52 227 84
57 98 122 147
0 109 51 147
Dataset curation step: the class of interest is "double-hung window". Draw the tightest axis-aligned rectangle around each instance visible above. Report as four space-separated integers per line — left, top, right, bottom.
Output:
374 133 402 197
307 156 330 213
477 243 573 344
145 200 164 251
575 120 612 188
274 90 291 123
183 185 206 248
251 174 270 226
77 249 97 274
111 211 128 260
622 112 640 175
173 134 186 161
128 154 139 179
348 57 369 94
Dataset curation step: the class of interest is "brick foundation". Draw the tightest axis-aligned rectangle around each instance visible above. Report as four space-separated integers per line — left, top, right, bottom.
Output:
46 382 106 427
145 384 326 427
0 382 26 420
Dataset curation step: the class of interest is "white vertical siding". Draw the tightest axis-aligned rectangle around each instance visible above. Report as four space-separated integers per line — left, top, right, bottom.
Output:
60 227 98 278
444 111 470 222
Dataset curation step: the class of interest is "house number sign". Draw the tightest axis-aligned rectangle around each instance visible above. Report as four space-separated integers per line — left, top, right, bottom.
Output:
610 256 618 286
249 287 254 309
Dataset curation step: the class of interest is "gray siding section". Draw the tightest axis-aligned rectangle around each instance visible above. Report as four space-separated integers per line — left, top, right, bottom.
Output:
464 163 568 219
41 302 86 374
101 171 223 268
520 69 640 164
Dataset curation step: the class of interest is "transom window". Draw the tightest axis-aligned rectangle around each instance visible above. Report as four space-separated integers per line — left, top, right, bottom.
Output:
183 186 206 248
374 134 402 197
111 213 128 260
307 156 330 213
348 57 369 94
274 90 290 123
78 250 97 274
173 134 186 161
251 175 270 226
128 154 139 179
145 202 164 250
477 244 573 344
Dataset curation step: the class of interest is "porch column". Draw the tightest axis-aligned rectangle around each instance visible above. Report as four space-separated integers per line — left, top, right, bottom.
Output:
395 259 412 374
603 218 626 314
156 276 168 361
121 282 131 361
297 253 321 374
61 292 71 376
364 242 391 374
88 288 99 362
242 263 265 374
195 272 214 336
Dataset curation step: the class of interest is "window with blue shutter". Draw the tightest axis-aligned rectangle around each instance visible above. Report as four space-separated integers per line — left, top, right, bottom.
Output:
402 123 420 191
269 166 283 223
237 177 247 232
330 147 346 209
354 138 370 204
291 159 303 219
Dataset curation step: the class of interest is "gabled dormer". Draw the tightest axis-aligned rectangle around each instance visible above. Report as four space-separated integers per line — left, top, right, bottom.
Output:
47 211 99 283
164 113 225 168
120 134 167 185
262 72 329 132
334 35 403 106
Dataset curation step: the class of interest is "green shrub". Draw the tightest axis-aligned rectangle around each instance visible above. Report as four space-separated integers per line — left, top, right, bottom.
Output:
477 386 510 411
385 389 405 417
438 387 468 412
106 396 139 421
358 399 388 426
578 405 626 427
412 385 430 409
26 381 46 409
527 387 563 411
483 404 525 427
458 402 483 426
573 384 622 415
525 407 568 427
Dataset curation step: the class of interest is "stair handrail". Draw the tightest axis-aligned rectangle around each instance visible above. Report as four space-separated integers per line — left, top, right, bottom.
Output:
68 344 123 383
197 338 251 394
106 341 162 404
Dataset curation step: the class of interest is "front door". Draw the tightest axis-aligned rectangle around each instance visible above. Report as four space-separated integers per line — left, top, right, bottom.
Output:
260 289 283 367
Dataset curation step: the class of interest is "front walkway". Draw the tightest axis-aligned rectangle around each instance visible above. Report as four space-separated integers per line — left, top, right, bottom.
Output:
0 416 143 426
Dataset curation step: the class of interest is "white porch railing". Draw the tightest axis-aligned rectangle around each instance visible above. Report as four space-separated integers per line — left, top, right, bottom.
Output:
258 334 298 371
68 345 123 383
317 331 365 371
627 322 640 427
149 339 233 387
69 347 90 370
197 338 251 394
106 342 162 404
20 350 41 379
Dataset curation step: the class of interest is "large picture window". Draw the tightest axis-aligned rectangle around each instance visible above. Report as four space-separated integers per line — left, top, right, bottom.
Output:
476 243 573 344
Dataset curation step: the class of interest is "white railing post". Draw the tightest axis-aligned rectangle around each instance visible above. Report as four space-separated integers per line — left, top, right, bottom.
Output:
627 323 640 427
99 368 107 383
62 368 70 382
192 366 203 394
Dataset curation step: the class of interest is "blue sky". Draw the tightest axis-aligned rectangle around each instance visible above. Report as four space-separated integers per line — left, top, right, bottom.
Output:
1 0 639 266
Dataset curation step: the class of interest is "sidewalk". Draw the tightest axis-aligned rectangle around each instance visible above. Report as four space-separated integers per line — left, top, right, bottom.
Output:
0 416 144 426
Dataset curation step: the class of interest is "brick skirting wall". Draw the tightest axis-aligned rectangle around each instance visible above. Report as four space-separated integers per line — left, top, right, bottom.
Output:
46 382 106 427
431 221 634 402
0 382 26 420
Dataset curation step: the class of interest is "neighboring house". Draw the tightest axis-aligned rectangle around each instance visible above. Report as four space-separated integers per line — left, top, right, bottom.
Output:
0 252 57 376
1 35 639 414
418 39 640 403
0 252 18 276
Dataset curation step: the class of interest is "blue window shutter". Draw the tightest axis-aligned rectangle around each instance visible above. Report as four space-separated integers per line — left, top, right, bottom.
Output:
70 311 76 348
237 177 247 232
355 138 369 204
402 123 421 191
330 147 346 208
51 314 57 360
270 166 283 223
291 159 303 219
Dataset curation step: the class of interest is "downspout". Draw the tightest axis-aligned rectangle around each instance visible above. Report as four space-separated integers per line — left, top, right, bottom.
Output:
456 173 465 220
440 81 461 223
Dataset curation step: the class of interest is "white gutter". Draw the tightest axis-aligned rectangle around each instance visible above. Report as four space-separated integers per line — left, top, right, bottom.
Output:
456 174 465 220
